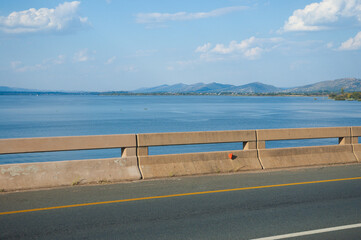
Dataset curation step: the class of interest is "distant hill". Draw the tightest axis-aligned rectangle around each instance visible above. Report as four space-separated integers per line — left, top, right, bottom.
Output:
231 82 282 93
133 78 361 94
133 82 282 94
286 78 361 93
2 78 360 95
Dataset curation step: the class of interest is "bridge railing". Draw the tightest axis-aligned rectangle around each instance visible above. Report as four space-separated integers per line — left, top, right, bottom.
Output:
0 134 137 154
0 134 141 191
136 130 259 178
0 126 360 191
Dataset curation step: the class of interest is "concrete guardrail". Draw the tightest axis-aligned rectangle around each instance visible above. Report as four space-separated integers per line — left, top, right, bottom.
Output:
0 135 141 190
0 127 360 191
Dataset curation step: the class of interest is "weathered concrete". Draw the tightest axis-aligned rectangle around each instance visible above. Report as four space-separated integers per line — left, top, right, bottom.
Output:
259 145 357 169
353 145 361 162
0 134 136 154
352 126 361 138
139 150 261 179
351 127 361 162
257 127 350 141
137 130 256 147
0 157 141 191
1 127 360 191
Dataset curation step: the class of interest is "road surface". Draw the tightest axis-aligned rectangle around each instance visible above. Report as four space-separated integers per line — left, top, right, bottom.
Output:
1 164 361 239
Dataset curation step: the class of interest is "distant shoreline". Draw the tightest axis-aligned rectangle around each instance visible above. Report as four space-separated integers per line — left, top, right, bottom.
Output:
4 91 360 101
0 91 329 97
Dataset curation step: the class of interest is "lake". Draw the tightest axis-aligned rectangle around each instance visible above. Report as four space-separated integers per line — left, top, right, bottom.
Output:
1 95 360 164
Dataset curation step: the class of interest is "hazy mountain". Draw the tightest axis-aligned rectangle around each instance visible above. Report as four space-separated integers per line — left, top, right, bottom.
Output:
133 78 361 94
286 78 361 93
133 82 282 94
232 82 282 93
2 78 360 94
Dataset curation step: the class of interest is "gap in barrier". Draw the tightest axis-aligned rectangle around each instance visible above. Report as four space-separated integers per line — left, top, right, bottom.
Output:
149 142 244 155
266 138 339 149
0 148 124 165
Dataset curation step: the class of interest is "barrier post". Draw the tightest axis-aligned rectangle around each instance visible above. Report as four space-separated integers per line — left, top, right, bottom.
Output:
243 141 256 150
121 147 137 157
339 137 352 145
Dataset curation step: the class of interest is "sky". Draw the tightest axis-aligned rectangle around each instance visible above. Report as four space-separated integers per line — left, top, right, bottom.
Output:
0 0 361 91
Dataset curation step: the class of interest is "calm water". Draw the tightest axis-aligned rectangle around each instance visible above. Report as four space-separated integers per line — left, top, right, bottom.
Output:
1 95 360 164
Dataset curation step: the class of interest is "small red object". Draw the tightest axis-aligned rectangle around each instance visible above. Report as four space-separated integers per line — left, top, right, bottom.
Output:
228 153 233 159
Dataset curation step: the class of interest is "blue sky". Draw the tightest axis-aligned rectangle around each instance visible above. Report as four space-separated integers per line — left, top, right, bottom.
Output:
0 0 360 91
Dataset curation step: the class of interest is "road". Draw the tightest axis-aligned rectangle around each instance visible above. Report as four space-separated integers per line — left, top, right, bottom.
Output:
1 164 361 239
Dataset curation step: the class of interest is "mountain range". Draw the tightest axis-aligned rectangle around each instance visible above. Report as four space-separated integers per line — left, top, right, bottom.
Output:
1 78 360 94
133 78 361 94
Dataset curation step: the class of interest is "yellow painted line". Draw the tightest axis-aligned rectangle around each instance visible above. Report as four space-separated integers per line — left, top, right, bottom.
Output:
1 176 361 216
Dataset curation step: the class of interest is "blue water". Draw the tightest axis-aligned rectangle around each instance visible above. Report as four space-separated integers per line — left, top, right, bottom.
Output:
1 95 360 164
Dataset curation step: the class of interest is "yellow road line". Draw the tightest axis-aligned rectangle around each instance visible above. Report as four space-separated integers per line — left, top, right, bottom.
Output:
1 176 361 216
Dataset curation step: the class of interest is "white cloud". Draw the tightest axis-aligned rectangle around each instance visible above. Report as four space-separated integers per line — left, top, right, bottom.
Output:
73 49 95 62
283 0 361 32
196 37 282 60
339 31 361 50
195 43 212 53
105 56 116 64
0 1 88 34
11 55 66 72
136 6 247 24
244 47 263 60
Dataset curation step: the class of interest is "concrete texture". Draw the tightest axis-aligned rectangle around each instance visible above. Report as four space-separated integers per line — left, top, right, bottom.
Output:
353 144 361 162
137 130 256 147
257 127 350 141
352 126 361 138
0 134 137 154
139 150 261 179
259 145 357 169
0 157 141 191
1 127 361 191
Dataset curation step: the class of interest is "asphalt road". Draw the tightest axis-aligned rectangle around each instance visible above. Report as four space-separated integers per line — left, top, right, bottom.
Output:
1 164 361 239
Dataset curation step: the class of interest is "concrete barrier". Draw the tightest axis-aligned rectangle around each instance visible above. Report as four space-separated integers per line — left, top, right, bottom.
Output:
0 157 140 191
0 134 136 154
139 150 261 179
257 127 358 169
0 134 141 191
259 145 357 169
137 130 259 179
352 126 361 162
1 127 360 191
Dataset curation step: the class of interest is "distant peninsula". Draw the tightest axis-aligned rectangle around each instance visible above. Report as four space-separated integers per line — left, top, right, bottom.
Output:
1 78 361 100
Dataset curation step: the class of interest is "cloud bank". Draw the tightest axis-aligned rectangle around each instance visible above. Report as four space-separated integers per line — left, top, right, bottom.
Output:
196 37 282 61
136 6 247 24
0 1 88 34
339 31 361 50
283 0 361 32
73 49 96 62
11 55 65 72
